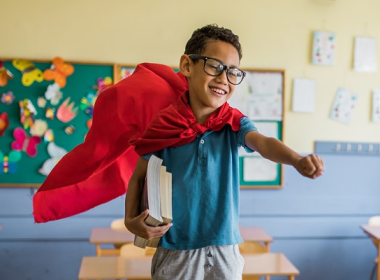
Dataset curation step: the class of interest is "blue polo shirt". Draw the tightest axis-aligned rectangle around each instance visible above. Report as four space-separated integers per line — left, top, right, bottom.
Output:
143 117 257 250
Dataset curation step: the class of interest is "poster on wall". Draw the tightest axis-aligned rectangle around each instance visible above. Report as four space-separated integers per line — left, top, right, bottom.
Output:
312 31 336 66
329 87 358 124
292 78 316 113
372 89 380 122
354 37 377 72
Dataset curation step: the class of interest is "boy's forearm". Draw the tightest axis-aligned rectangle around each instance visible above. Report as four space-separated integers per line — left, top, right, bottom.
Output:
124 177 144 222
255 137 301 166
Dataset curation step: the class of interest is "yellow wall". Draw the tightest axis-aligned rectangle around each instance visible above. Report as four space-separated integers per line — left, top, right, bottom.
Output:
2 0 380 152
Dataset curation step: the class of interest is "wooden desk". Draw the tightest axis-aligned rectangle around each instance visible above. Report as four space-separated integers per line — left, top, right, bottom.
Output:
90 226 273 256
90 228 134 256
361 225 380 280
240 227 273 252
78 253 299 280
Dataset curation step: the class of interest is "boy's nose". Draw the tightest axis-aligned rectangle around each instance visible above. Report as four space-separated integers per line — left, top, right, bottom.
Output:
215 71 228 85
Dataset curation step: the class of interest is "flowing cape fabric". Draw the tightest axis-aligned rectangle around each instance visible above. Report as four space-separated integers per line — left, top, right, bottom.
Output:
131 91 244 156
33 63 188 223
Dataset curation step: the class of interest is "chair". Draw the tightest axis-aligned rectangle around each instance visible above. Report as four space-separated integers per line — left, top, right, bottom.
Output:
239 241 267 280
368 216 380 280
110 218 128 231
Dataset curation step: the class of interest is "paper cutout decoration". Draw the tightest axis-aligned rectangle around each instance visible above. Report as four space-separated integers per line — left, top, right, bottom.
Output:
329 87 358 124
43 57 74 88
64 125 75 135
0 112 10 136
0 150 22 174
86 119 92 129
372 89 380 122
93 77 113 95
45 108 55 119
37 97 47 108
1 91 15 105
12 60 44 86
45 83 63 105
39 142 68 176
30 119 48 137
312 31 336 66
354 37 377 72
57 97 78 122
19 99 37 129
80 92 97 117
120 67 135 80
11 127 41 157
0 61 14 86
44 129 54 142
292 78 316 113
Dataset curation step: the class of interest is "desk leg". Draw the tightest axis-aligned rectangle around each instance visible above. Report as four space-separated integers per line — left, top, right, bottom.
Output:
265 243 270 280
96 244 101 256
289 276 295 280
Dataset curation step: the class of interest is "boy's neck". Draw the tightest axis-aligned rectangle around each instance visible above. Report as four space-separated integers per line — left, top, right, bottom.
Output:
188 98 217 124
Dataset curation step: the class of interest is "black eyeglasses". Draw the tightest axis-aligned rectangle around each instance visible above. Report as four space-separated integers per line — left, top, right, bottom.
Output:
188 54 246 85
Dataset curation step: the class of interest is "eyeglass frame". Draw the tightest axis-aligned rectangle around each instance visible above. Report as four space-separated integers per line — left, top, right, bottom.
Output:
188 54 246 85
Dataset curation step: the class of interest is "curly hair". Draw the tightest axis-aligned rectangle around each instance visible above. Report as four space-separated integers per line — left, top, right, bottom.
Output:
184 24 242 60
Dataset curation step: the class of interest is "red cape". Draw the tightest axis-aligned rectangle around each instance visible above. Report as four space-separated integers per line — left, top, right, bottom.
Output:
33 63 188 223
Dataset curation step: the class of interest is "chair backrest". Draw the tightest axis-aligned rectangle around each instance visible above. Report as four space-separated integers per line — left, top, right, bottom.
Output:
110 218 128 231
369 216 380 226
120 243 156 258
239 241 267 254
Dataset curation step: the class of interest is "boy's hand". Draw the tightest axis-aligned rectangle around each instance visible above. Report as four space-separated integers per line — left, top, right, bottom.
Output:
294 154 324 179
125 209 173 240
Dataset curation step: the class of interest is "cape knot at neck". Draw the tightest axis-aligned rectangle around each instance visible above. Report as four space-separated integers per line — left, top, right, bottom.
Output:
191 123 207 134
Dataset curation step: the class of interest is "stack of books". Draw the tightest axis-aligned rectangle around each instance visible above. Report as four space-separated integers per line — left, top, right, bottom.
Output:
134 155 172 248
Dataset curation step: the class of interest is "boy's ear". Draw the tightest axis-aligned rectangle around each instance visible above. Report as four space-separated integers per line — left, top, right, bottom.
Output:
179 54 192 77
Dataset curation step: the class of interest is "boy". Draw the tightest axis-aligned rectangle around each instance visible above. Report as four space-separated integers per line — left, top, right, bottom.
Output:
125 24 324 280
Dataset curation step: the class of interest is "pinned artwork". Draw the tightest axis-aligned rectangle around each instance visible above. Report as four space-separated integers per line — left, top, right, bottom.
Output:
39 142 68 176
44 129 54 143
0 112 10 136
93 77 113 95
45 108 55 119
0 112 9 136
57 97 78 123
12 60 44 86
80 92 97 117
0 61 14 86
45 83 63 105
372 89 380 122
43 57 74 88
37 97 47 108
120 67 135 80
354 37 377 72
292 78 316 113
1 91 15 105
11 127 41 157
64 125 75 135
312 31 336 66
19 99 37 129
30 119 48 137
0 150 22 174
329 87 358 124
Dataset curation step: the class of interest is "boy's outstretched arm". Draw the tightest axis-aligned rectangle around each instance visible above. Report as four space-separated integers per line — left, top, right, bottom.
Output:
245 131 324 179
124 156 172 239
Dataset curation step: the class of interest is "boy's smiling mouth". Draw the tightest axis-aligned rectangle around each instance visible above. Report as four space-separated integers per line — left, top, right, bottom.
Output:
210 87 227 95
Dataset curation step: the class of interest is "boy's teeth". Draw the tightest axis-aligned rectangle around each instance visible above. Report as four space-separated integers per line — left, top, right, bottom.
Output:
211 88 225 95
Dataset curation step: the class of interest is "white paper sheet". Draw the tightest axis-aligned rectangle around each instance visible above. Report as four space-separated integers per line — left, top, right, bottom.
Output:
329 87 358 124
312 31 336 66
292 78 316 113
243 157 278 181
372 89 380 122
354 37 377 72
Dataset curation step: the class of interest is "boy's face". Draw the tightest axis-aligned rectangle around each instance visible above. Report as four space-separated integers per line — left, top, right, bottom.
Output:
180 40 240 115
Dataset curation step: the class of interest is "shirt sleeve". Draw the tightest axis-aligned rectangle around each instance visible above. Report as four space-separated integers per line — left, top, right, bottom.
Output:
237 117 257 153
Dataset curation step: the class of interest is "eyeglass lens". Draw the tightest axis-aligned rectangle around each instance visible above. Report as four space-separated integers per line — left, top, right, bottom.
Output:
204 58 244 85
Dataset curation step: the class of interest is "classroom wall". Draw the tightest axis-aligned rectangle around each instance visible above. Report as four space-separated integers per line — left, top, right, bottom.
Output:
1 1 380 280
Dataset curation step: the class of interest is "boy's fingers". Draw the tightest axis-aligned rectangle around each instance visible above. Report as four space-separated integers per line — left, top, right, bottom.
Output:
137 209 149 221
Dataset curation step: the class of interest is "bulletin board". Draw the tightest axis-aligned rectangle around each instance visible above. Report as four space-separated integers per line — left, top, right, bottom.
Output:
0 58 115 187
228 69 285 189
